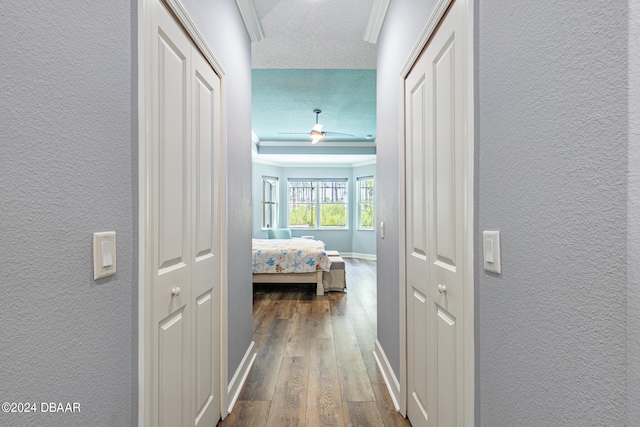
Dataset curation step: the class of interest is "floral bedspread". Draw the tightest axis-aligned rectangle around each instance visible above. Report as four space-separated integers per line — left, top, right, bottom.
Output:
252 239 331 274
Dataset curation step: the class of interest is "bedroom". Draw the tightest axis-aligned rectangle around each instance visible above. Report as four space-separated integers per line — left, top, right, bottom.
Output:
250 42 379 286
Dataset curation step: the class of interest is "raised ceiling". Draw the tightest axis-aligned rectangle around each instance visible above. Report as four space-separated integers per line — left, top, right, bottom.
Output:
248 0 380 163
252 69 376 143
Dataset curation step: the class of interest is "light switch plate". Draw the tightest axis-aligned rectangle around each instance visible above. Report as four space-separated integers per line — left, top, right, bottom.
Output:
483 230 501 274
93 231 116 279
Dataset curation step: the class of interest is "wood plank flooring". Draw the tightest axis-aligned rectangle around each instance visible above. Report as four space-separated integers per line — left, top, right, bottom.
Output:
218 259 411 427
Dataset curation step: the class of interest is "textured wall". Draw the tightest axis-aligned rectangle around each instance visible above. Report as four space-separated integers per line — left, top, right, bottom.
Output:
0 1 135 425
628 0 640 424
181 0 253 381
477 1 628 425
375 0 439 379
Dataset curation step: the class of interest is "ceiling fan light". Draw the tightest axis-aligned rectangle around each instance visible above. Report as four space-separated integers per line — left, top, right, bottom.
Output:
310 129 324 144
312 123 323 132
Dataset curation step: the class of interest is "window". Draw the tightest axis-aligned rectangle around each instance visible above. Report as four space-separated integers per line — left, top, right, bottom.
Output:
288 179 348 229
357 177 374 230
262 176 278 229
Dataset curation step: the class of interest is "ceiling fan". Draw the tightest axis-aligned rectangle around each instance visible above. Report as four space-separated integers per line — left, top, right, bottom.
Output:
278 109 355 144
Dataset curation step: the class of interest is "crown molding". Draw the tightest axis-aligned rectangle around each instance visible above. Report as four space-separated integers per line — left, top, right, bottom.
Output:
364 0 390 44
235 0 265 42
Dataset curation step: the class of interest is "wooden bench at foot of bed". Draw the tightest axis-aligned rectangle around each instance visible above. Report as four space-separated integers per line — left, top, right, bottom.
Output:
252 271 324 296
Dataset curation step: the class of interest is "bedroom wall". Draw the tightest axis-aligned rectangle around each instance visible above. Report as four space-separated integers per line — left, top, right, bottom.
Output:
477 1 627 425
0 1 136 425
181 0 253 382
375 0 439 380
251 162 377 256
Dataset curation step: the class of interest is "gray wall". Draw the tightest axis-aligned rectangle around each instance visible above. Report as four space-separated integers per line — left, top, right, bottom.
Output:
378 0 632 425
375 0 439 379
0 1 252 426
0 1 136 425
181 0 253 382
628 0 640 425
477 1 627 425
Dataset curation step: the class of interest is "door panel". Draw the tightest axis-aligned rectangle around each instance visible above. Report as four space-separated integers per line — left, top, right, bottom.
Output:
433 35 456 269
194 68 214 259
436 306 456 427
191 48 220 427
149 1 221 426
157 32 189 271
195 292 214 421
159 310 187 427
151 3 192 426
405 1 468 426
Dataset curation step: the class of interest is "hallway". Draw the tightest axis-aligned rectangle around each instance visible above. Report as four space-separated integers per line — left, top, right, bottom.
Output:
218 259 410 426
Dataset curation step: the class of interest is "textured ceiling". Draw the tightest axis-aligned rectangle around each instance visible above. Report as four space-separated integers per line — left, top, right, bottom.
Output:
250 0 377 161
252 69 376 143
251 0 376 69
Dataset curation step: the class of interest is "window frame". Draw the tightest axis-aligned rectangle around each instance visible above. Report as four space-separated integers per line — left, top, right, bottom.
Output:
261 176 278 230
287 178 349 230
357 176 375 231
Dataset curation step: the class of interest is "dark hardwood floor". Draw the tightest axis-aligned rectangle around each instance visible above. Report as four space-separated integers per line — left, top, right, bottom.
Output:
217 258 411 427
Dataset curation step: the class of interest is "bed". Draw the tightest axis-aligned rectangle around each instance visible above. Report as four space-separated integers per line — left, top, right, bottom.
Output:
252 238 331 295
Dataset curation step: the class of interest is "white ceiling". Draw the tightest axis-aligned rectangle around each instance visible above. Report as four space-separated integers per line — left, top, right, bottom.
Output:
251 0 377 69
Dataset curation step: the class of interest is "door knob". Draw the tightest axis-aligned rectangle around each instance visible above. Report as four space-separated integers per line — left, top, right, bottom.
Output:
437 284 447 294
171 286 181 297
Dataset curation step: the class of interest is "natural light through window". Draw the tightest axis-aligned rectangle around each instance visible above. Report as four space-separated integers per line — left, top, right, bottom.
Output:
288 179 348 229
357 176 374 230
262 176 278 229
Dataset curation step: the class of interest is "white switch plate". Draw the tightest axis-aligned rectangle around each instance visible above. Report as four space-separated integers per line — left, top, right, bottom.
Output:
483 230 501 274
93 231 116 280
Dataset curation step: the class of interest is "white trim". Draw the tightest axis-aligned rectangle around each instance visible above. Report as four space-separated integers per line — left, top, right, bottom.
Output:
463 1 476 424
252 158 377 168
397 0 475 424
352 159 377 167
218 52 231 422
373 339 401 411
341 252 377 261
164 0 226 75
257 140 376 148
234 0 265 43
137 1 149 425
364 0 391 44
138 0 229 425
400 0 452 76
227 341 257 414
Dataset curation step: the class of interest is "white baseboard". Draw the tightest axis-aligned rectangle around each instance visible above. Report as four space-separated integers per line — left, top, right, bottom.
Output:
226 341 256 414
341 252 377 261
373 339 401 412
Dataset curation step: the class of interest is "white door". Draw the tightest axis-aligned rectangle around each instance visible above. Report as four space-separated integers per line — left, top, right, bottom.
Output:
148 1 221 426
190 47 221 427
405 0 469 426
